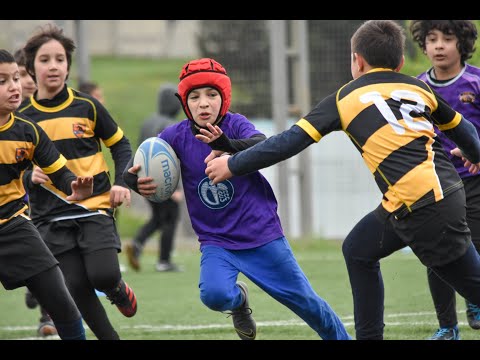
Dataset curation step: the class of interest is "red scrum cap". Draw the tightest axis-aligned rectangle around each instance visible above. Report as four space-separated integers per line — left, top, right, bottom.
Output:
177 58 231 123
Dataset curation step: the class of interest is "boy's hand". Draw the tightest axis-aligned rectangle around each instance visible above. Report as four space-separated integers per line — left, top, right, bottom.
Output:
195 122 223 144
451 147 480 174
31 166 50 184
204 149 225 163
127 164 157 197
66 176 93 201
110 185 131 208
205 155 233 184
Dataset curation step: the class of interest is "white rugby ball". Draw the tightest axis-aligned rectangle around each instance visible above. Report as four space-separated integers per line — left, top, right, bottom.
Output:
133 137 180 203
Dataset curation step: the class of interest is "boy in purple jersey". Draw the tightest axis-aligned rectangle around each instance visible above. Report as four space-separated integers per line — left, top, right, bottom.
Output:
123 58 351 340
411 20 480 340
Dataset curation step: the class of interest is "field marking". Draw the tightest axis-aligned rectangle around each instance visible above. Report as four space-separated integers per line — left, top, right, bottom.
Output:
3 309 471 340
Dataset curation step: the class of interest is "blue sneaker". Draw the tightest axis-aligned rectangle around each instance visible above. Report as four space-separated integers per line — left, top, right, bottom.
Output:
466 301 480 330
428 326 460 340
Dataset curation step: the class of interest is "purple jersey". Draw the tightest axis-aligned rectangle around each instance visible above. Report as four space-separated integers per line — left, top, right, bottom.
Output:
160 112 284 250
418 64 480 179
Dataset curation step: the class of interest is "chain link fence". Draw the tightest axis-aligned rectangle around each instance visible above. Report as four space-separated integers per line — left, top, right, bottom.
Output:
0 20 409 239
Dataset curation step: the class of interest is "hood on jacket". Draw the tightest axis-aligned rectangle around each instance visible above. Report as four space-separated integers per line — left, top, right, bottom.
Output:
157 83 181 118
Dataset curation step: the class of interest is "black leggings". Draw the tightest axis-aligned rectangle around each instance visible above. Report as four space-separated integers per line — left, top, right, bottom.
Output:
342 192 480 340
56 247 122 340
26 266 80 323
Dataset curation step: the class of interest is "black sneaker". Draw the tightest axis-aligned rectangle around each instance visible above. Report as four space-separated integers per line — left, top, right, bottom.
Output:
427 326 460 340
125 243 141 271
228 281 256 340
25 289 39 309
106 280 137 318
466 301 480 330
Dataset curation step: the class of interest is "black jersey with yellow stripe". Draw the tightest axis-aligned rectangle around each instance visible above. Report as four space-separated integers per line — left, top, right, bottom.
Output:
0 112 68 224
298 68 463 218
18 86 125 223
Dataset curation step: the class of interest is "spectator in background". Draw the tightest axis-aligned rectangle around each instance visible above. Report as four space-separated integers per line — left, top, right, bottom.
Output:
78 81 105 105
15 47 57 338
125 83 184 272
410 19 480 340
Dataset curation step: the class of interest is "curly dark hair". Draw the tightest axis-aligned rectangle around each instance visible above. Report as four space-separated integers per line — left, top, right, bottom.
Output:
410 20 477 64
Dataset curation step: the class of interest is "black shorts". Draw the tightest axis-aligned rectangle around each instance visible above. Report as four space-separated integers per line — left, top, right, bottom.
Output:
0 216 58 290
36 214 121 256
376 187 471 267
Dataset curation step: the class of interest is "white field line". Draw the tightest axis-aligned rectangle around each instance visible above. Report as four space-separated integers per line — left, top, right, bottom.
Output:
2 309 470 339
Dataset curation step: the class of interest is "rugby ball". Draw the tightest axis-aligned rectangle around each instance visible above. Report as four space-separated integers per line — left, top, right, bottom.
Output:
133 137 180 203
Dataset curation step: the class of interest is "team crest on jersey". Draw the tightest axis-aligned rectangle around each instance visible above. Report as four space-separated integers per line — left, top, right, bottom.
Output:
198 177 234 209
459 92 476 104
15 148 29 162
73 123 86 138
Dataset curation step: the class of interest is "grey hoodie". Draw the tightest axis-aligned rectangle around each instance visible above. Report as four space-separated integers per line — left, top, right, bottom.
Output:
138 83 181 145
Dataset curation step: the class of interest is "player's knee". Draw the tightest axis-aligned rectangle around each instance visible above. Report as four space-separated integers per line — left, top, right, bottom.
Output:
90 272 119 292
200 285 231 311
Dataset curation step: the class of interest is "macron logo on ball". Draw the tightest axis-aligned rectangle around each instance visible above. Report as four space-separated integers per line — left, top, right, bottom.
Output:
134 137 180 203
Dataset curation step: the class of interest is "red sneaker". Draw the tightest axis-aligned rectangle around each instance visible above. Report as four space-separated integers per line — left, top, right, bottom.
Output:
107 280 137 317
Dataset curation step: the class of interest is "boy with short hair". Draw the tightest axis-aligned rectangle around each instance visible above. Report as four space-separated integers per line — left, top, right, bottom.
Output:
205 20 480 340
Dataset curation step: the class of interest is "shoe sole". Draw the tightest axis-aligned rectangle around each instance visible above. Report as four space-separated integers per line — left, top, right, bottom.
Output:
38 324 57 337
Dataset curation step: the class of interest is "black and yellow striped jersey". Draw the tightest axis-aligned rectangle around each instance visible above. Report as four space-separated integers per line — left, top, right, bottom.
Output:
0 112 69 224
18 85 131 223
298 68 463 218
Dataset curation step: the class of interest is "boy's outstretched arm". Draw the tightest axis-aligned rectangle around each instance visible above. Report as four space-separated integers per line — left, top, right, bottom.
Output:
206 125 313 184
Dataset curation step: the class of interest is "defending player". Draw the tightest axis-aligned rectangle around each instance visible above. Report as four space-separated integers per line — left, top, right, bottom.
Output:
205 20 480 340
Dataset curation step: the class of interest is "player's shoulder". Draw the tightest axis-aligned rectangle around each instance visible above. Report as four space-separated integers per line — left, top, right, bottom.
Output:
463 63 480 80
13 111 38 129
17 96 34 114
224 112 249 122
